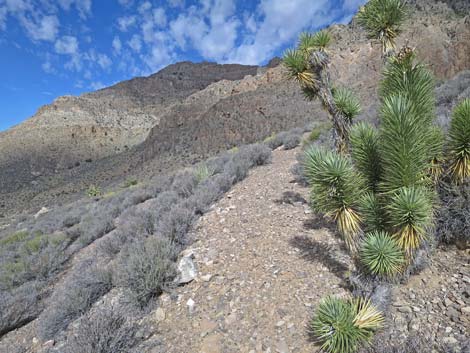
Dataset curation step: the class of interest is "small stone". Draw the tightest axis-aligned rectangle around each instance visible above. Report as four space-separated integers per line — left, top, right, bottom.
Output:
200 274 213 282
200 334 222 353
275 320 285 327
34 207 49 218
397 306 412 314
32 337 39 345
444 298 453 307
187 298 195 313
276 340 289 353
445 326 453 334
461 306 470 314
43 340 55 348
155 308 165 323
443 337 458 346
225 313 237 326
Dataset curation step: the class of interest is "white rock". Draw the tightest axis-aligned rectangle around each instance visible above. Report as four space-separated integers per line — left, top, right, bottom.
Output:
34 207 49 218
176 256 198 284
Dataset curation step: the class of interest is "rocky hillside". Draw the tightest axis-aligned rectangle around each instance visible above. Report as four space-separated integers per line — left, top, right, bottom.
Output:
0 0 468 214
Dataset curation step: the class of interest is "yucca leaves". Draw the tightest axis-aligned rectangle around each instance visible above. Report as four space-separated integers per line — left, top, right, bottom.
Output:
283 49 314 87
387 186 433 252
311 296 383 353
380 56 435 124
448 98 470 182
357 0 408 55
378 95 432 193
299 30 331 53
358 192 385 233
333 87 362 123
426 126 445 182
360 231 405 276
350 122 382 190
303 146 365 251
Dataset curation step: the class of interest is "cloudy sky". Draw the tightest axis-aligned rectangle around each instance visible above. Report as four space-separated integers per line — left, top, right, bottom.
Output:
0 0 365 130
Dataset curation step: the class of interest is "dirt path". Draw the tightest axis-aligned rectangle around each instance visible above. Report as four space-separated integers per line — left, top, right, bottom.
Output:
153 148 351 353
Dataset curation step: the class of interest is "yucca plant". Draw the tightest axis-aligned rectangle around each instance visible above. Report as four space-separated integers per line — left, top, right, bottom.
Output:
333 87 362 123
360 231 405 277
357 0 408 57
350 122 382 191
448 98 470 183
304 146 365 252
387 186 433 252
311 296 383 353
283 30 350 153
358 192 385 233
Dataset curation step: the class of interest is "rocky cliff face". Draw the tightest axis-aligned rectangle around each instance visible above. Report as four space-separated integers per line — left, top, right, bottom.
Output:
0 0 468 212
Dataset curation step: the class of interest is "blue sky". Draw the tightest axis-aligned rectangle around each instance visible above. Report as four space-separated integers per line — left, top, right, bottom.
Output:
0 0 365 131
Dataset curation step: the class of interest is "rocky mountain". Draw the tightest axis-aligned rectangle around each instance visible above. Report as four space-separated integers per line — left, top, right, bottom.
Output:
0 0 468 216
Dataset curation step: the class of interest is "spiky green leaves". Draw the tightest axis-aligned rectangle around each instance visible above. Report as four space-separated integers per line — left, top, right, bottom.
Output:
358 192 385 233
303 146 365 251
360 231 405 277
357 0 408 55
448 98 470 182
350 122 382 190
380 57 435 124
283 30 331 88
378 95 433 193
387 186 433 252
299 30 331 53
311 296 384 353
333 87 362 122
283 49 314 87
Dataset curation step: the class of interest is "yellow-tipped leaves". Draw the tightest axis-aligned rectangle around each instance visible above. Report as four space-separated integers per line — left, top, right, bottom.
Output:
448 98 470 183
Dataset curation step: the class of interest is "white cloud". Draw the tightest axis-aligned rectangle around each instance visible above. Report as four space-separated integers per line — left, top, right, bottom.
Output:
0 7 7 30
97 53 112 69
55 35 78 54
117 15 136 31
128 34 142 52
168 0 184 8
58 0 92 19
112 36 122 53
153 7 166 27
89 81 105 90
20 14 59 41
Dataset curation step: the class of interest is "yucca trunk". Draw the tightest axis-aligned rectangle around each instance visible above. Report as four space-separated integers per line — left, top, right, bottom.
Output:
309 50 350 153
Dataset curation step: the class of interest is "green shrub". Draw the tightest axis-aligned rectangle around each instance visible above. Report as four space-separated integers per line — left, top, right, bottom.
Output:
0 231 29 246
86 185 102 198
311 296 384 353
123 178 138 188
360 231 405 277
194 164 214 183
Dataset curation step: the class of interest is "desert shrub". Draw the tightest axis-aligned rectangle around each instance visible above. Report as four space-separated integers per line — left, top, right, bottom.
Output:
171 170 198 197
62 215 80 228
436 181 470 247
264 131 288 149
65 306 139 353
76 213 115 247
205 152 232 174
86 185 102 198
113 237 177 307
236 143 272 167
38 261 112 340
188 173 234 214
194 164 214 183
156 205 195 245
0 230 29 246
0 281 43 336
311 296 384 353
153 191 180 216
283 133 301 150
123 178 138 188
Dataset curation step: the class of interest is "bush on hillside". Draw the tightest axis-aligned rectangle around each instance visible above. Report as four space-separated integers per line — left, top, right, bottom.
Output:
113 237 177 308
65 306 139 353
38 260 112 340
436 181 470 247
